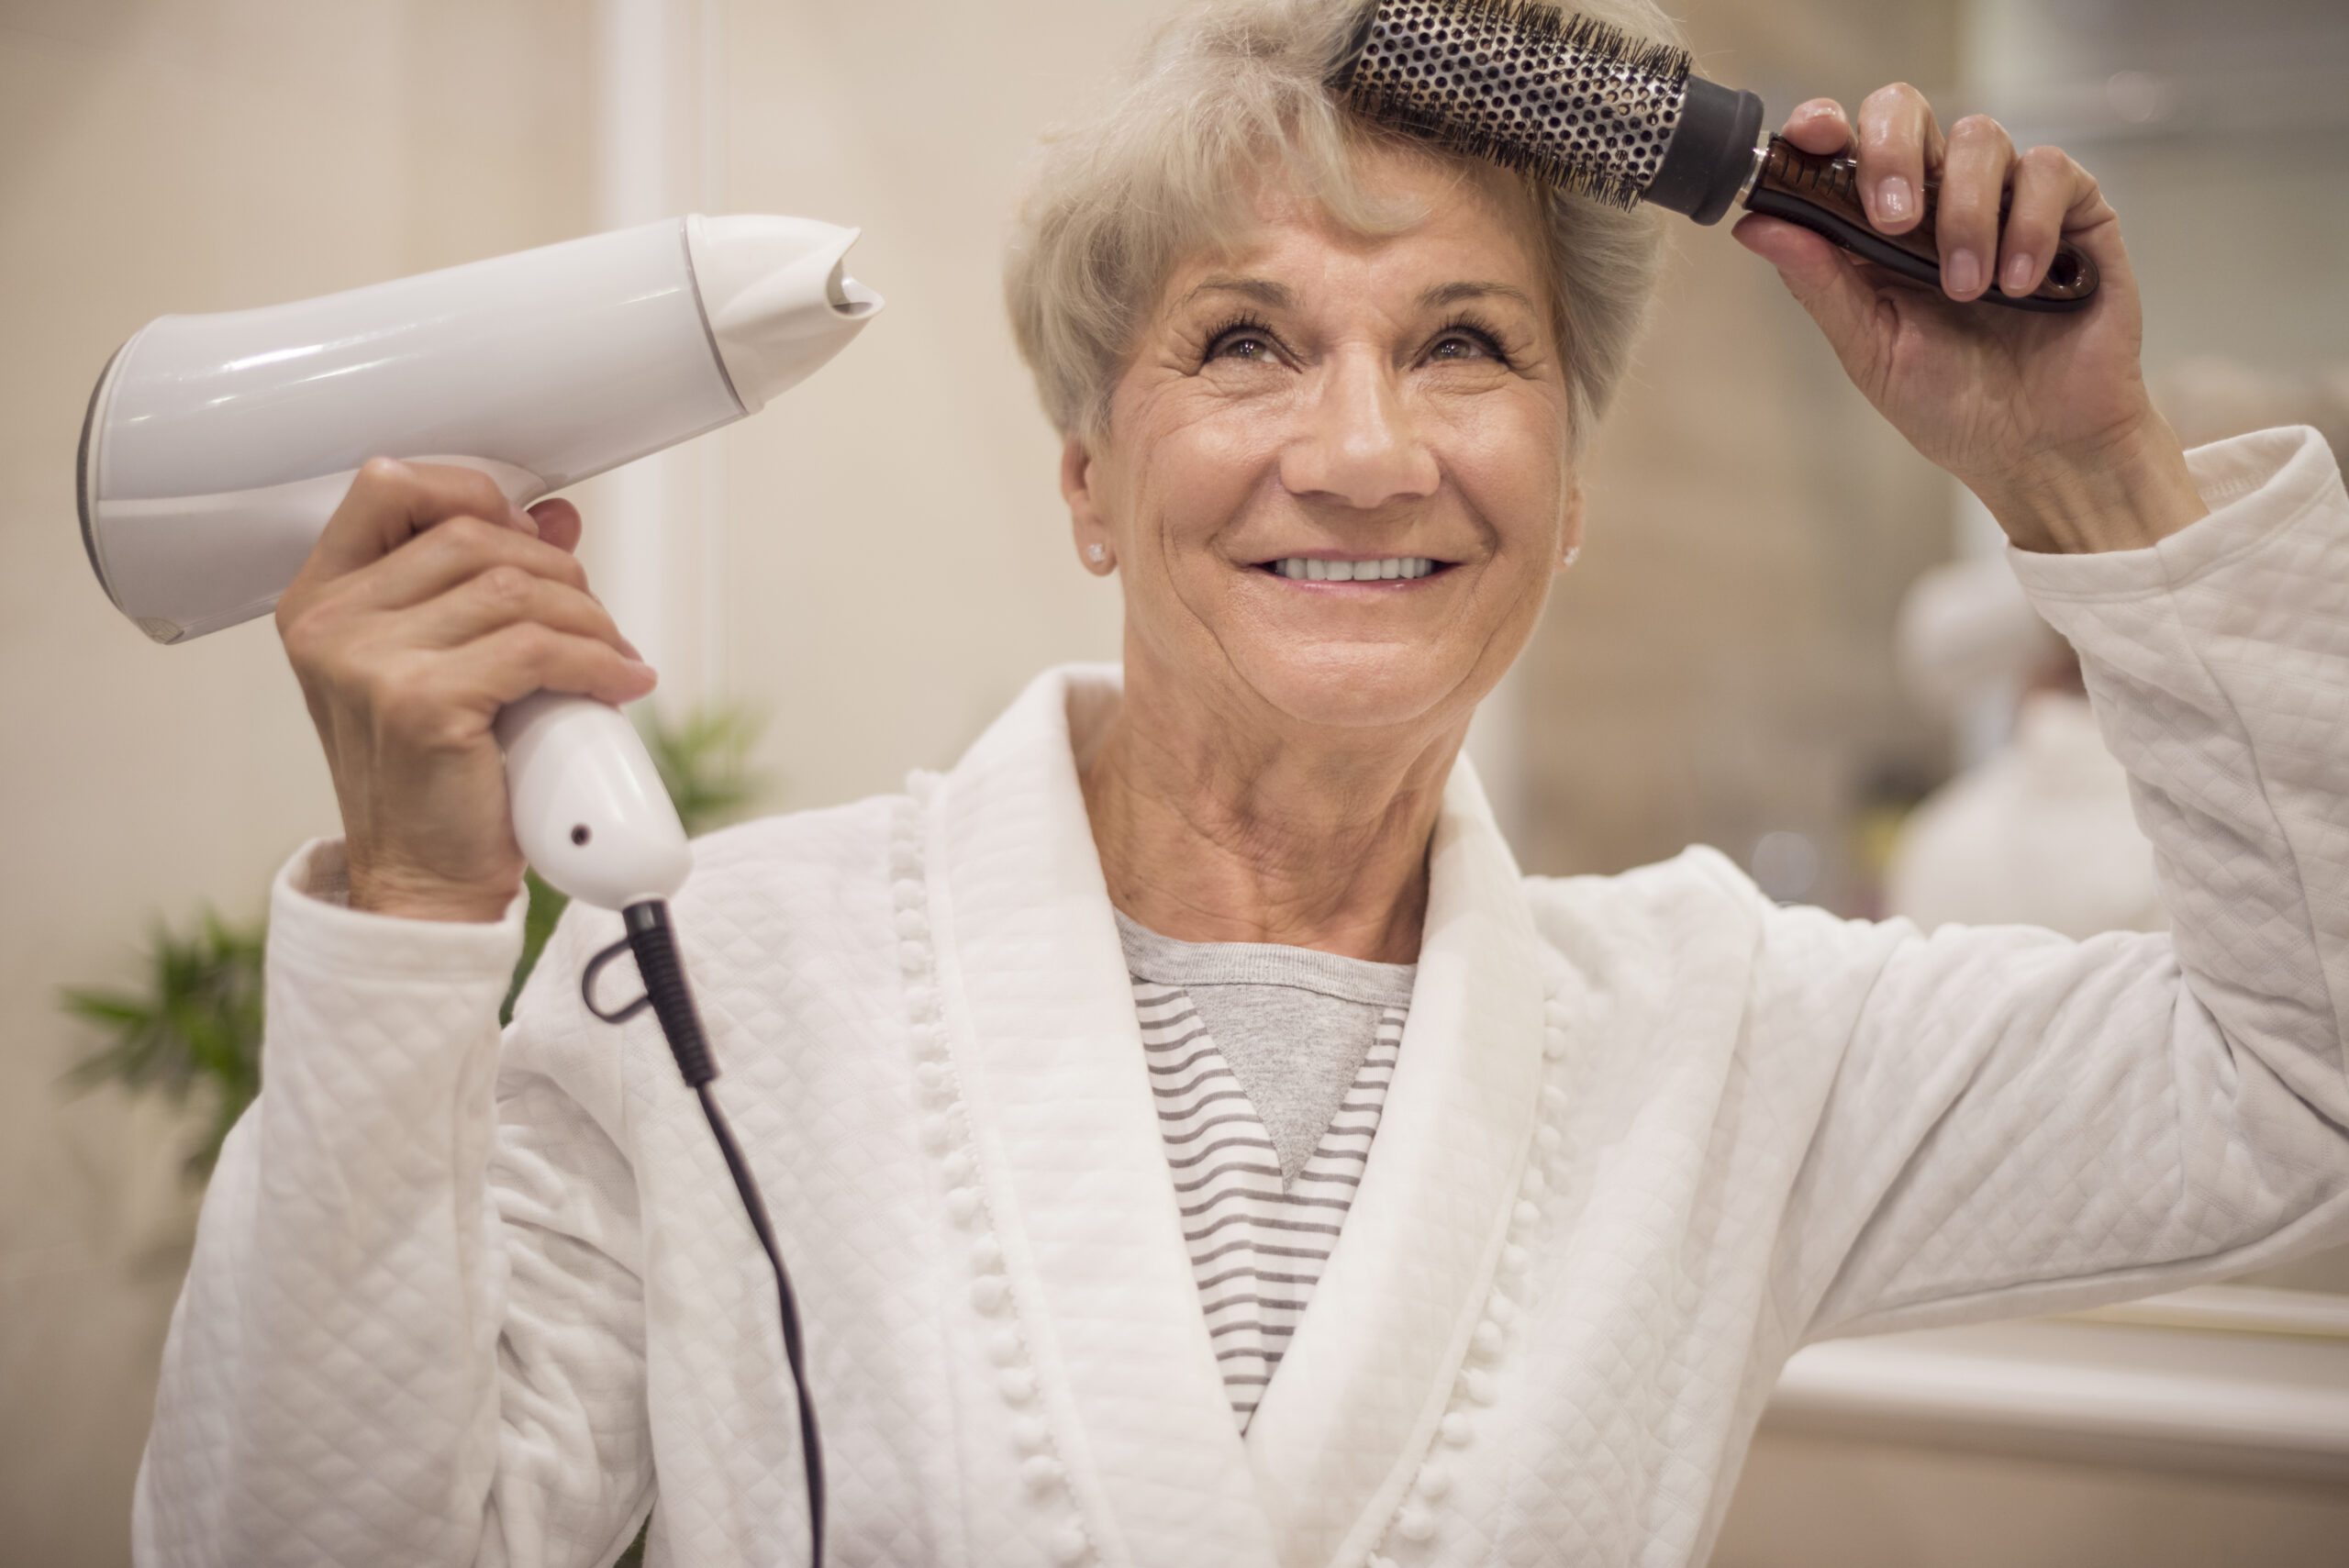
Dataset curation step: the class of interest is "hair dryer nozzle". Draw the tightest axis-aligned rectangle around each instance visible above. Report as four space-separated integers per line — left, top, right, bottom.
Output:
687 215 884 413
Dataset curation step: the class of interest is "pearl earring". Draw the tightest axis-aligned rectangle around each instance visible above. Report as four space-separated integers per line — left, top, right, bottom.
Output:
1561 545 1581 569
1086 543 1112 572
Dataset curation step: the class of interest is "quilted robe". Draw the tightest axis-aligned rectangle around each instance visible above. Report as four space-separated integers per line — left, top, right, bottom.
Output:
138 427 2349 1568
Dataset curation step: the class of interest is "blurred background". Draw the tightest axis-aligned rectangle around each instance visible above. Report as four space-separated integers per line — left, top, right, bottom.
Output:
2 0 2344 1562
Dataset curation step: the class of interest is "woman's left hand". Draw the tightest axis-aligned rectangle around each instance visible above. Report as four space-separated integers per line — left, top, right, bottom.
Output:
1732 87 2207 554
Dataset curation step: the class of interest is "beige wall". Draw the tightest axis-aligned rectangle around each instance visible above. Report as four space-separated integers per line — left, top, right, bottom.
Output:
697 0 1129 805
1524 0 1963 907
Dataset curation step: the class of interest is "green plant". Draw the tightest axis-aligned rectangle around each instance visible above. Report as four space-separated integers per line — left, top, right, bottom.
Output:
500 868 572 1027
61 910 265 1178
641 704 766 835
70 703 773 1171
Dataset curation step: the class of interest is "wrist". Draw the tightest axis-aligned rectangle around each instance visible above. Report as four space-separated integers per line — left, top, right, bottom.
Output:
1972 417 2210 555
346 849 519 924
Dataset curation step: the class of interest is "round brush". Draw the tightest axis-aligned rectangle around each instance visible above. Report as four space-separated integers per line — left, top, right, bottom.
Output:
1331 0 2098 312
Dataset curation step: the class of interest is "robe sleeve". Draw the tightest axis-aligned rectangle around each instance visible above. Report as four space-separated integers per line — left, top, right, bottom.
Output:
132 841 654 1568
1779 426 2349 1342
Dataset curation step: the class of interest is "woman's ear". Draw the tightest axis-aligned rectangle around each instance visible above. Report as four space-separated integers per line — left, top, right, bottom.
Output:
1555 483 1586 573
1063 431 1118 574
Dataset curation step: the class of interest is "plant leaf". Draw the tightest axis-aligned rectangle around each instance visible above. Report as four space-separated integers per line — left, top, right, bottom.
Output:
639 704 771 838
59 906 267 1177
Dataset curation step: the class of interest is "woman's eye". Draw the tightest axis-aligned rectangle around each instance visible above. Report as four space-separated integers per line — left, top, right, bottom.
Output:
1428 330 1499 362
1209 329 1279 363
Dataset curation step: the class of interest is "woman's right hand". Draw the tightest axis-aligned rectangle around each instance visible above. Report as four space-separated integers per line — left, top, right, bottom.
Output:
275 459 657 922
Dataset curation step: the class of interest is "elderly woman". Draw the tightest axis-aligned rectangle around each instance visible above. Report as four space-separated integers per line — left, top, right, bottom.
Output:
138 1 2349 1565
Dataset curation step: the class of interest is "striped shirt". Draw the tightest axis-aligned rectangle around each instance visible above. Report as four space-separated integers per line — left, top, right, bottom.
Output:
1119 917 1413 1430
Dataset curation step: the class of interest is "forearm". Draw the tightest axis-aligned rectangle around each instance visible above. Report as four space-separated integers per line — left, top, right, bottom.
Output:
2020 425 2349 1084
136 840 522 1566
1793 427 2349 1338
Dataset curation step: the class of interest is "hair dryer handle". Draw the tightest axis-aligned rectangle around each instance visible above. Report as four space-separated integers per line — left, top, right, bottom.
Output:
495 691 692 910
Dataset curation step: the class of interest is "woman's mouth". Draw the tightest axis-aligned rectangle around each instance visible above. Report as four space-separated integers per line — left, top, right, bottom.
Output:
1260 556 1446 582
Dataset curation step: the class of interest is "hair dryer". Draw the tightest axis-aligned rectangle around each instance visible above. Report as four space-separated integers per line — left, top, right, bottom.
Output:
76 214 879 912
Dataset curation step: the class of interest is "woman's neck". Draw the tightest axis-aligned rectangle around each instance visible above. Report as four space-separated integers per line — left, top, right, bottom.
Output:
1079 669 1466 965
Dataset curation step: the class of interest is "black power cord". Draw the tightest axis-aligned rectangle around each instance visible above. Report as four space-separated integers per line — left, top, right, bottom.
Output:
585 900 825 1566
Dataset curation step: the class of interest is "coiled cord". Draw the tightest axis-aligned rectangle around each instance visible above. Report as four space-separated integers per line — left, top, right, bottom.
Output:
585 900 826 1565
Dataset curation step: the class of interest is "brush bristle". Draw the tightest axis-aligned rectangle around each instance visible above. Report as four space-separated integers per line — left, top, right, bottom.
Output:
1330 0 1694 210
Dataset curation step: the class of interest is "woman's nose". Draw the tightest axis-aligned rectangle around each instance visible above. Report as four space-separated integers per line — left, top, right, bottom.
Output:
1280 349 1439 508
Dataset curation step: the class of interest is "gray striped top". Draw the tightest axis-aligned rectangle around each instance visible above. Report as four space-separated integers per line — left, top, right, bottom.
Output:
1117 913 1415 1431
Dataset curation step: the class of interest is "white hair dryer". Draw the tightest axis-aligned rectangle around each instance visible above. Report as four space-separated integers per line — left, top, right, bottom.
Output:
76 215 881 910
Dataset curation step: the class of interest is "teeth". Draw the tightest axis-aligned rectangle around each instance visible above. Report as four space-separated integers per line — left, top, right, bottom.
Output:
1270 557 1436 582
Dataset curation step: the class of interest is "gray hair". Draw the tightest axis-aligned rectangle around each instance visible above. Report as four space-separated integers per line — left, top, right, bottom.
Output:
1003 0 1683 449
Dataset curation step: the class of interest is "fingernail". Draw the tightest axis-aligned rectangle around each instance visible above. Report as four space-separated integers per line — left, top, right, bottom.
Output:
1876 177 1913 224
624 658 657 684
2003 251 2036 295
1945 249 1982 297
618 637 643 661
510 506 540 537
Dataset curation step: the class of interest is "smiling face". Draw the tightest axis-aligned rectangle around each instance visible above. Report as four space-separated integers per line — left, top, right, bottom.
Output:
1063 141 1583 745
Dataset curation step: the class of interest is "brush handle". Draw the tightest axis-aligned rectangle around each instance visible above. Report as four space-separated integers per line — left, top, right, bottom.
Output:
1742 137 2099 312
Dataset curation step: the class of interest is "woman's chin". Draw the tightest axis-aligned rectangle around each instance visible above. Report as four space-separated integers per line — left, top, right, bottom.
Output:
1228 640 1483 735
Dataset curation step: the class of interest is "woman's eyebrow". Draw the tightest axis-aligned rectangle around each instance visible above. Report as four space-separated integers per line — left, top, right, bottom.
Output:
1419 280 1536 310
1182 276 1294 309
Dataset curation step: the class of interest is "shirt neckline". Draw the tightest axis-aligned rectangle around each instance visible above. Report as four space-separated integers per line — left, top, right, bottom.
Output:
1114 909 1418 1009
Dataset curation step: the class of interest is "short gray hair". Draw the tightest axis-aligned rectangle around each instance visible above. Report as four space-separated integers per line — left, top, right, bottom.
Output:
1003 0 1682 448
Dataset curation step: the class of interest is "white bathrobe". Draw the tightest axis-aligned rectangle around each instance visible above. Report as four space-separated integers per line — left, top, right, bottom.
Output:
137 428 2349 1568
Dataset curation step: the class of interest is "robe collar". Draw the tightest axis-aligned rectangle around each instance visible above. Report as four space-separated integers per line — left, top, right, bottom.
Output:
925 665 1546 1568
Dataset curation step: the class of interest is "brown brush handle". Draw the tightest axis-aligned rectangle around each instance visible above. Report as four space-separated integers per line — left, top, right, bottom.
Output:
1742 137 2099 312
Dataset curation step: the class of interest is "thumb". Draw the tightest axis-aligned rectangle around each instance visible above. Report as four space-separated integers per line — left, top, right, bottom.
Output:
1732 212 1891 365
